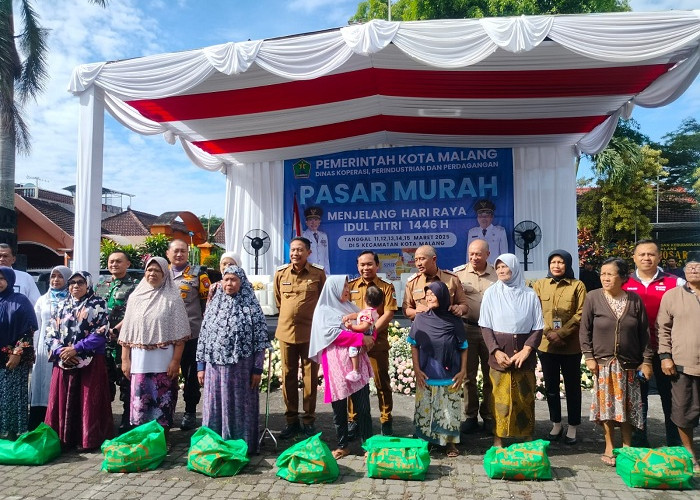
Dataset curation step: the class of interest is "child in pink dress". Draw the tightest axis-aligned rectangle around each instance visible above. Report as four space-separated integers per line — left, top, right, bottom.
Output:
343 286 383 382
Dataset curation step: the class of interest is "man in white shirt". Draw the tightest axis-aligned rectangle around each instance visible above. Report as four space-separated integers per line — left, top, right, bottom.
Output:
0 243 40 305
466 200 507 265
302 206 330 274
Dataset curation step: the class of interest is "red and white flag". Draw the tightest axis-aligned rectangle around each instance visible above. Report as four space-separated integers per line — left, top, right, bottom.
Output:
292 193 302 238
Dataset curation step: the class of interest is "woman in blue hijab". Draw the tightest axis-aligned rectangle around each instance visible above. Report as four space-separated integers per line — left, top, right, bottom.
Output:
0 266 38 438
408 281 468 457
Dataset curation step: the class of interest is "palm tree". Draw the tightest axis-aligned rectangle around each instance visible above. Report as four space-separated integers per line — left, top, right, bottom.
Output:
0 0 108 216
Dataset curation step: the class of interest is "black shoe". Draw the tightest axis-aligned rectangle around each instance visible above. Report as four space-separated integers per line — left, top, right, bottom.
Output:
381 421 393 436
180 412 197 431
302 423 316 437
460 418 479 434
546 428 564 441
564 436 577 445
482 419 494 436
279 422 301 439
347 421 358 441
631 430 650 448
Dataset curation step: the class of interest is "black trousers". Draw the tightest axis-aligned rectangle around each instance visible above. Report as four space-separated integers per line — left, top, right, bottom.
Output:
538 351 582 426
181 338 201 414
331 384 372 449
636 353 681 446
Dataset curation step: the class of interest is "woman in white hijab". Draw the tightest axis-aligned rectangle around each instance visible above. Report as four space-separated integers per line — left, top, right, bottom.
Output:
206 252 241 302
119 257 190 437
30 265 72 430
479 254 544 447
309 275 375 459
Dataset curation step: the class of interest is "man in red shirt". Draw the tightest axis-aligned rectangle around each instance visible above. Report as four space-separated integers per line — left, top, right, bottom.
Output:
622 239 684 447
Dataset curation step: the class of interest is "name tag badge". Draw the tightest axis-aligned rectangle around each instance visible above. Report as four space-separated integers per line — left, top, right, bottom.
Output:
552 317 562 330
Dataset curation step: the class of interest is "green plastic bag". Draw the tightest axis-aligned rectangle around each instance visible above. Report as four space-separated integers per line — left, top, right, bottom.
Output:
483 439 552 480
0 423 61 465
614 446 694 489
101 420 167 473
362 435 430 480
187 426 249 477
275 433 339 484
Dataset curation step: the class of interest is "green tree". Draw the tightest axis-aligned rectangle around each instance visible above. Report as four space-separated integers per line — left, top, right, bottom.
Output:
0 0 108 215
655 117 700 198
578 145 666 244
350 0 629 22
199 214 223 241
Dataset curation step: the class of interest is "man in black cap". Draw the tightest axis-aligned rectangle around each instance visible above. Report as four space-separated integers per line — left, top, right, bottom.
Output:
302 205 330 274
467 199 507 265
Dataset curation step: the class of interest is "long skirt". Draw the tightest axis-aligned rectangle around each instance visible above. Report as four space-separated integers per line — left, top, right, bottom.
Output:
490 369 536 438
414 383 462 446
45 355 114 449
130 372 178 428
590 358 643 429
202 358 260 454
0 364 30 437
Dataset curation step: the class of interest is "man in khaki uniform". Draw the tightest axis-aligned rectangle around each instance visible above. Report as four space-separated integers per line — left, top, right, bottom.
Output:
453 239 497 435
403 245 468 319
274 237 326 439
347 251 398 436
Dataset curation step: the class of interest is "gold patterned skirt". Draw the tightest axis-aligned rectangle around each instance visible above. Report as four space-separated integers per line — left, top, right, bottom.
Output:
489 369 536 438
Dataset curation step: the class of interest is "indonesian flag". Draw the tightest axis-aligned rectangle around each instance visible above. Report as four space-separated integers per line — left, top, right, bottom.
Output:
292 193 302 238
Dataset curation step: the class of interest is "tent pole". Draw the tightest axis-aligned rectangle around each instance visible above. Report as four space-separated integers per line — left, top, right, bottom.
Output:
73 86 105 278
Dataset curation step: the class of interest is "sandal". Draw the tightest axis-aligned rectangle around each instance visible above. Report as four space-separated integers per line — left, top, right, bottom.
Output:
332 448 350 460
446 445 460 458
601 454 616 467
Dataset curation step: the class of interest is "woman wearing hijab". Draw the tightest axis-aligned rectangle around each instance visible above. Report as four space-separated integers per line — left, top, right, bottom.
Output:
119 257 190 436
30 265 72 430
480 254 544 447
0 267 38 438
409 281 467 457
533 250 587 445
206 251 241 302
196 265 270 454
45 271 113 449
579 257 652 467
309 275 375 459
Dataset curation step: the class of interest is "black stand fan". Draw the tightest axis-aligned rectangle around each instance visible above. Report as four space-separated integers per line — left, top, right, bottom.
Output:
513 221 542 271
243 229 271 275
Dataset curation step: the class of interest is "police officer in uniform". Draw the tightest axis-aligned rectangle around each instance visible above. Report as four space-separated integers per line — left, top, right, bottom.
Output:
302 206 331 274
166 239 211 430
275 237 326 439
453 239 497 435
467 199 507 265
94 250 139 433
347 251 398 436
403 244 468 320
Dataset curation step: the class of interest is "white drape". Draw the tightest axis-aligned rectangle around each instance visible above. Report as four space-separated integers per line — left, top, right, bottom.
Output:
513 145 579 274
225 161 285 276
69 12 700 277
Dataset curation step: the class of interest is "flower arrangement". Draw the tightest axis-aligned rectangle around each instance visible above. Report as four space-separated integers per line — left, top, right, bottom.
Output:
387 321 416 396
251 281 266 291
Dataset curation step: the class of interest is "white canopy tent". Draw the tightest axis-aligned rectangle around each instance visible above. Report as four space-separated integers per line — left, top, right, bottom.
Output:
69 11 700 277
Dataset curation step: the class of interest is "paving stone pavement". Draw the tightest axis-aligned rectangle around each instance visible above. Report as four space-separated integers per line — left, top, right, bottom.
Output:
1 386 697 499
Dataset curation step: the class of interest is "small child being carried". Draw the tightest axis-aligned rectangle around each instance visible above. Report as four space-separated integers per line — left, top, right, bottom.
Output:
343 285 383 382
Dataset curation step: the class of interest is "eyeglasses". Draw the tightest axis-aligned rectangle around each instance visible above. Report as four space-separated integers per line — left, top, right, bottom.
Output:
68 280 87 286
685 265 700 273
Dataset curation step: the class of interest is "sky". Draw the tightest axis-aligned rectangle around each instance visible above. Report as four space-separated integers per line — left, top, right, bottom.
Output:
14 0 700 218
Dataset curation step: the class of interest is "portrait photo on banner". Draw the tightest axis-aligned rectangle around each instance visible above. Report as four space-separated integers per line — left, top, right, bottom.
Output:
283 146 514 277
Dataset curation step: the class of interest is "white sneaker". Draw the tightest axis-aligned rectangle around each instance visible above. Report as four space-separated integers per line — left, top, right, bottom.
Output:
346 370 361 382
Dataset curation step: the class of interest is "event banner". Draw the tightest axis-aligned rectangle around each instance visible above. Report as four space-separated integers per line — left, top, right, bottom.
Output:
283 146 514 277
